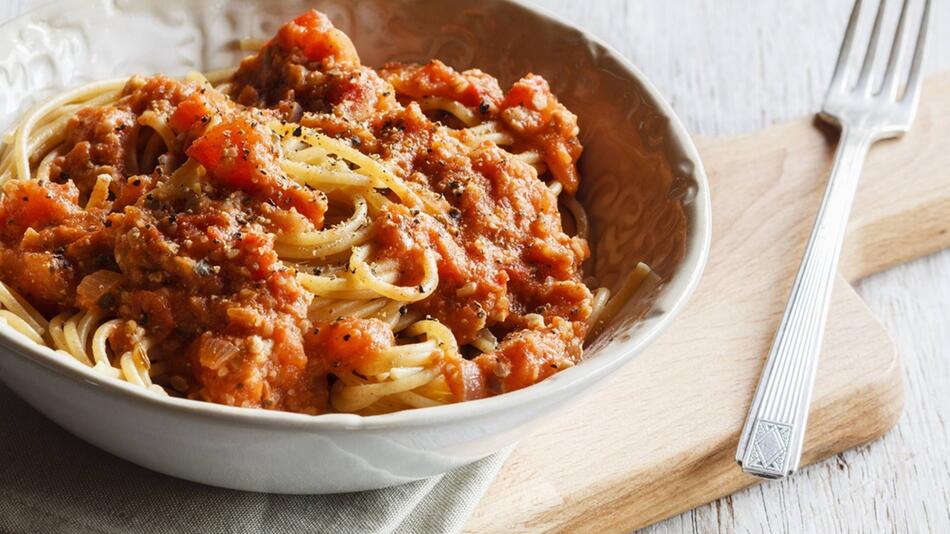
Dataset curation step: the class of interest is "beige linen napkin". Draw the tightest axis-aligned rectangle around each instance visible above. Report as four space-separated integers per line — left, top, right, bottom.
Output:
0 385 510 534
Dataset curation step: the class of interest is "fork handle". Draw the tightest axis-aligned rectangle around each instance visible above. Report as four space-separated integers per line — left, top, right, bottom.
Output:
736 127 873 479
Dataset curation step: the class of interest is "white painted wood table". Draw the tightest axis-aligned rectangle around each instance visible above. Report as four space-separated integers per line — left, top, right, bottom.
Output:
3 1 948 532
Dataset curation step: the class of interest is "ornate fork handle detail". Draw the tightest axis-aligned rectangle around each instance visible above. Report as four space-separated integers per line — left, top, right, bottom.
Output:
736 129 871 478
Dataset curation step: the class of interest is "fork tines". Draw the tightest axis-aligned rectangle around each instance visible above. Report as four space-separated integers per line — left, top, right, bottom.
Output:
829 0 932 103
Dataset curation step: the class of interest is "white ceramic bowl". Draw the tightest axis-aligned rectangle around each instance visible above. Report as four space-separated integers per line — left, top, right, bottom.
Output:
0 0 711 493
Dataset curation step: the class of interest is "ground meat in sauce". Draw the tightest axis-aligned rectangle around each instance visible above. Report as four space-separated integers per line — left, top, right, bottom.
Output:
0 9 591 414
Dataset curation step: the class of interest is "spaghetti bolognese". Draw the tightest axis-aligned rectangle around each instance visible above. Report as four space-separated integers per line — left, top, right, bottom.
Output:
0 10 655 415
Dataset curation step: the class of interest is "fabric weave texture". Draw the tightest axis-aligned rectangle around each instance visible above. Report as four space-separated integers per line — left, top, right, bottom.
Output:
0 386 510 534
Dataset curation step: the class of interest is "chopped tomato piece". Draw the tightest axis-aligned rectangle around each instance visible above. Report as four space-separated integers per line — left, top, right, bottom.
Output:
187 115 326 224
0 180 80 240
170 89 232 135
304 317 395 372
273 9 359 67
170 96 212 133
187 115 264 189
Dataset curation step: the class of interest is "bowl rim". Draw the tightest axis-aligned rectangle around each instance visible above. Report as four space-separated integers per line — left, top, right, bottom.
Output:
0 0 712 431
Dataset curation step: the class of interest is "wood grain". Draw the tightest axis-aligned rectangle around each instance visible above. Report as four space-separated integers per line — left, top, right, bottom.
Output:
465 70 950 534
695 74 950 284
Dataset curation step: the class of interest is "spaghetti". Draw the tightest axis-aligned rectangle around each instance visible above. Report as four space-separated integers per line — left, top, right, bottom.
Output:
0 9 653 415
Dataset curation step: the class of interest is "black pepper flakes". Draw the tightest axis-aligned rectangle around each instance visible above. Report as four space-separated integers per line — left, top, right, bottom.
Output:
292 125 303 137
343 334 351 342
97 292 117 309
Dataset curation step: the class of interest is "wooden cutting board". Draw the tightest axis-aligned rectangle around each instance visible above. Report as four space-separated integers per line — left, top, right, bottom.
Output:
465 72 950 533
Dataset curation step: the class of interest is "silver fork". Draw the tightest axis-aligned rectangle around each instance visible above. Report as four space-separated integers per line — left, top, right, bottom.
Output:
736 0 932 480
